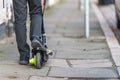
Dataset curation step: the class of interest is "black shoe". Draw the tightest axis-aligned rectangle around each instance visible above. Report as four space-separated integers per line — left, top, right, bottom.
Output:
19 57 29 65
31 39 46 51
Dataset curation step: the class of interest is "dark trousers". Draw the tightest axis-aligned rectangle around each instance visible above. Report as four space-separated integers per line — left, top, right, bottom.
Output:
13 0 45 58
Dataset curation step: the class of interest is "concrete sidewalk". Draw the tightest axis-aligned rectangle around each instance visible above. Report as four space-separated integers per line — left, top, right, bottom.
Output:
0 0 119 80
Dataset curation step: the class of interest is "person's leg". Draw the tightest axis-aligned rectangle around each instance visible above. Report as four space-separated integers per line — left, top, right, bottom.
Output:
13 0 30 65
28 0 42 40
28 0 46 49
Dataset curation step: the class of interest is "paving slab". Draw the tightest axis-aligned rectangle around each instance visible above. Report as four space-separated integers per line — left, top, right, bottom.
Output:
47 34 63 38
0 42 19 61
29 76 68 80
55 49 111 59
0 74 29 80
90 20 104 36
63 32 83 38
69 59 113 68
48 37 108 51
48 67 118 78
58 42 108 50
59 39 106 45
46 59 69 68
0 65 49 77
47 37 79 42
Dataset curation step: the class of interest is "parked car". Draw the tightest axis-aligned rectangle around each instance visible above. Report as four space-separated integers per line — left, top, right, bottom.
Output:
115 0 120 29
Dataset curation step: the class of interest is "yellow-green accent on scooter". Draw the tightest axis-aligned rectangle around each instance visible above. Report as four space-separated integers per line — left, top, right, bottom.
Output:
29 55 36 66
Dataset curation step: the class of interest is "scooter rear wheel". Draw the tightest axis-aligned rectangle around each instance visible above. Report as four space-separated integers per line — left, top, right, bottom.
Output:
36 52 42 69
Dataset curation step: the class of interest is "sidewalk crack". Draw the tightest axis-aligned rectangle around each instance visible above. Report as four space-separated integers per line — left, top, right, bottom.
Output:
46 67 51 76
66 60 72 68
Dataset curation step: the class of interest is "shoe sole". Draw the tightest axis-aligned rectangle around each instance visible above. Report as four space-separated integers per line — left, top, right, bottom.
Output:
31 40 46 50
19 61 28 65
